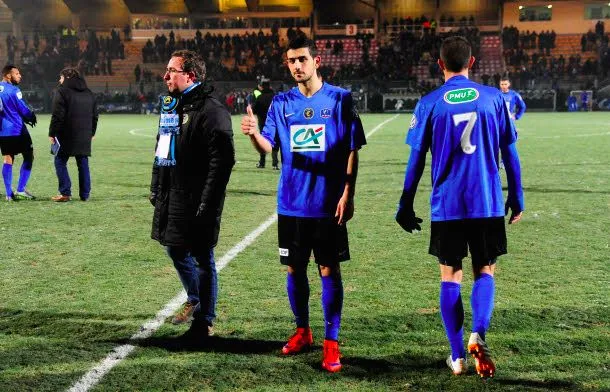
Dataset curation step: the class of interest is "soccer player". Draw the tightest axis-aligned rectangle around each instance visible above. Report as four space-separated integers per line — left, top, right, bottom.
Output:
241 36 366 373
0 65 37 201
499 77 526 122
396 36 524 378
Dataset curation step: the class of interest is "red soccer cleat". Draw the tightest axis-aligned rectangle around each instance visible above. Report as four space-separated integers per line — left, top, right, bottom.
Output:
281 327 313 355
468 333 496 378
322 339 342 373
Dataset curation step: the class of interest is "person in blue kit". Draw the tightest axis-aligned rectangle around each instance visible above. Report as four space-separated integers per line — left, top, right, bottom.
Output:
396 36 524 379
241 36 366 373
0 65 37 201
499 77 526 122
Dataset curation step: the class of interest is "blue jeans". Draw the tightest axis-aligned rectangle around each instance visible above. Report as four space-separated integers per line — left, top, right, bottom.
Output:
166 246 217 325
54 154 90 200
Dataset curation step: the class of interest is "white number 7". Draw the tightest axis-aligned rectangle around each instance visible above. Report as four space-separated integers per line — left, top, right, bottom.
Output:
453 112 477 154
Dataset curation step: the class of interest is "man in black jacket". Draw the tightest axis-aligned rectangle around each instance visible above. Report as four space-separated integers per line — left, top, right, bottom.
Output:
49 68 98 202
150 50 235 337
252 80 279 169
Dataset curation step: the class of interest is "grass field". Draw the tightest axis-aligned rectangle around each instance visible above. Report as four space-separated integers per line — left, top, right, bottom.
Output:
0 112 608 392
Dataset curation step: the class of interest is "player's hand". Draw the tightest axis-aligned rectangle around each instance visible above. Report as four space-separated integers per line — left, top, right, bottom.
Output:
241 105 258 136
505 198 523 224
395 208 423 233
25 113 37 127
335 196 354 225
149 192 157 207
49 137 55 144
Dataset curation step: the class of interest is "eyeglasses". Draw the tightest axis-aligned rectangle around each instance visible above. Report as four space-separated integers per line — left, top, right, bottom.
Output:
164 68 187 74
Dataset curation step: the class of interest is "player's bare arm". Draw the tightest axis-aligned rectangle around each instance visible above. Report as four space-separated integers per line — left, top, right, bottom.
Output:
335 150 358 225
241 104 272 153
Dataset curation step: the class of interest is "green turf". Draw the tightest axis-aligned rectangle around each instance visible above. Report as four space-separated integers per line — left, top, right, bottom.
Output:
0 112 608 391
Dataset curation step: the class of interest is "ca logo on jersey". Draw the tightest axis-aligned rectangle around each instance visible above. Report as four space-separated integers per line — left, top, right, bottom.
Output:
290 124 325 152
443 88 479 104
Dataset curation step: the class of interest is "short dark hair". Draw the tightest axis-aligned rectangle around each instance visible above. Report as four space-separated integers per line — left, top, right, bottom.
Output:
500 76 510 83
286 36 318 57
2 64 17 77
440 36 472 73
171 49 206 81
60 67 80 79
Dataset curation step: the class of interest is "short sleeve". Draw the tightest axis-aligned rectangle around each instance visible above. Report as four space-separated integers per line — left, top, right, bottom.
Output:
260 96 280 147
341 92 366 150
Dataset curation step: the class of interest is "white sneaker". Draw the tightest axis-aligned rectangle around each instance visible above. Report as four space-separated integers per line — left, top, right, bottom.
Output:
468 332 495 378
446 355 468 375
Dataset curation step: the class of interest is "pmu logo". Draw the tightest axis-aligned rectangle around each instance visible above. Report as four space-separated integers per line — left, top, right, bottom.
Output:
290 124 326 152
443 88 479 104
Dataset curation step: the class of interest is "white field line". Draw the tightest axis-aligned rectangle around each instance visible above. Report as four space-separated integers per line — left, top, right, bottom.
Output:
128 128 156 137
365 113 401 138
68 114 399 392
67 214 278 392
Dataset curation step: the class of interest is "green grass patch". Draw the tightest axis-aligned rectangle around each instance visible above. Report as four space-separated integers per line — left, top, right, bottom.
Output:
0 112 608 391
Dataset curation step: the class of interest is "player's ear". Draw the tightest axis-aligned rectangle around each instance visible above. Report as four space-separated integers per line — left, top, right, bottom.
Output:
468 56 476 69
437 58 445 71
314 55 321 69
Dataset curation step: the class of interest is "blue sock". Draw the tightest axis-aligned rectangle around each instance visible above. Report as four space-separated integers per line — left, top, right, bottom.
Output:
440 281 465 360
286 272 309 328
321 274 343 341
2 163 13 196
17 160 33 193
471 273 495 340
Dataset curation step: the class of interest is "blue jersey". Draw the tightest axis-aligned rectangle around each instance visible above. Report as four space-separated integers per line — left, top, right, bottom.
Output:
407 75 518 221
0 81 34 137
261 83 366 217
501 89 526 120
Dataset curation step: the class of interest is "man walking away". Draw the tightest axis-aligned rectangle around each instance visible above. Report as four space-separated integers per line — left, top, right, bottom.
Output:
49 68 98 202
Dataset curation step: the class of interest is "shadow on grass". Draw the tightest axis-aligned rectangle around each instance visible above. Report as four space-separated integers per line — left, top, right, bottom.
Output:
140 334 284 354
228 189 276 197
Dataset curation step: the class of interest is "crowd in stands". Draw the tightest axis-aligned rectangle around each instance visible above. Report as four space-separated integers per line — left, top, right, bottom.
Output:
140 27 309 82
502 24 610 86
382 14 477 33
133 16 309 30
7 26 126 87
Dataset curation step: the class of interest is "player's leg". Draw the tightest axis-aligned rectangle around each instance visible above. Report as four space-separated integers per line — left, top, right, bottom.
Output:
430 220 468 375
257 152 266 168
314 218 350 372
190 246 217 336
468 262 496 378
16 131 34 197
2 153 14 200
53 154 72 200
166 246 200 325
466 217 507 378
279 215 313 355
75 155 91 201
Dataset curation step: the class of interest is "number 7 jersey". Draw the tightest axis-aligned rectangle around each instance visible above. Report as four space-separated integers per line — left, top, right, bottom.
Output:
407 75 518 221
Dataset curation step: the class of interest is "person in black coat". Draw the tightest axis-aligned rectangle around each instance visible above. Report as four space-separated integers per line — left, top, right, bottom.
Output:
49 67 98 202
150 50 235 336
252 80 278 169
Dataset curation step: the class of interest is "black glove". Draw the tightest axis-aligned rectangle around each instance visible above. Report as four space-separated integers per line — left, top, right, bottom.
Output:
149 192 157 206
395 207 423 233
195 202 207 217
25 113 37 127
504 197 523 224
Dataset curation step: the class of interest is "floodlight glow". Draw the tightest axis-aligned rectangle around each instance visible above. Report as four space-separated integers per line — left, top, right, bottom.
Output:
547 4 552 8
518 5 523 9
